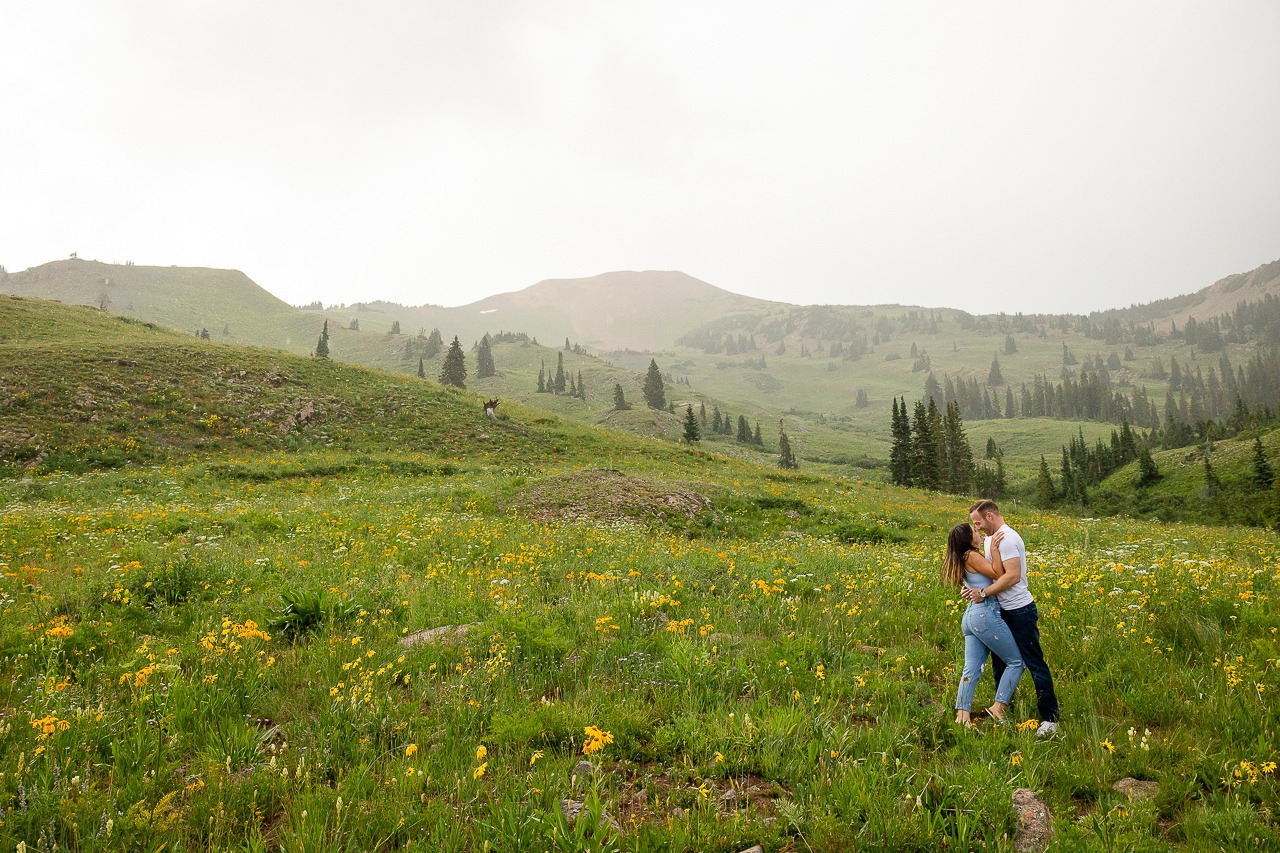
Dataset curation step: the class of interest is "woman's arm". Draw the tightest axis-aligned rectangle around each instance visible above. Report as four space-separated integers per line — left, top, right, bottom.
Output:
964 532 1006 580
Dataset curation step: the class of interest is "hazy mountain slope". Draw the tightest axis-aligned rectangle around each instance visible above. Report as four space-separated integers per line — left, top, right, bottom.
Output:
1164 257 1280 328
1086 257 1280 330
460 270 780 351
0 259 322 355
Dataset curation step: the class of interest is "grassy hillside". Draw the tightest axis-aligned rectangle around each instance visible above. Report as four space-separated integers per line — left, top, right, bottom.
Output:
8 258 1280 491
1 298 1279 849
1090 426 1280 526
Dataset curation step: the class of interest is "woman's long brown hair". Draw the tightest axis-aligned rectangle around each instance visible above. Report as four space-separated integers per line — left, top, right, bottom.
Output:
941 522 974 588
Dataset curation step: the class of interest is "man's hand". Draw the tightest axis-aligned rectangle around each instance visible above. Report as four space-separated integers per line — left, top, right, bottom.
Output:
960 586 984 603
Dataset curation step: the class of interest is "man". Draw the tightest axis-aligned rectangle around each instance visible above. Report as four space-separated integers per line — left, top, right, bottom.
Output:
960 499 1060 736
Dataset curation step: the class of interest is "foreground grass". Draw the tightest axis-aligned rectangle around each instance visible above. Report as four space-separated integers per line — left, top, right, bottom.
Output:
1 447 1278 852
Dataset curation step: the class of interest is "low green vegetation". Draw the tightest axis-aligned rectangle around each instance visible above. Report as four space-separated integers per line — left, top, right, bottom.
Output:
1 297 1279 850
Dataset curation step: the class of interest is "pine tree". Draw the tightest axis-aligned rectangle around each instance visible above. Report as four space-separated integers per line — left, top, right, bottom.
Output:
642 360 666 409
1036 456 1056 507
1118 418 1136 462
475 334 496 378
668 401 676 414
711 407 722 432
941 401 973 493
753 421 763 446
554 352 566 394
315 320 330 358
1252 437 1274 490
568 373 577 396
985 437 998 459
417 358 425 379
1203 456 1221 497
988 353 1004 385
995 450 1006 497
391 320 401 334
1137 444 1160 486
699 404 707 426
778 421 799 469
1004 334 1017 355
889 397 912 486
910 401 940 489
576 370 586 400
855 388 869 408
613 383 630 410
737 415 751 442
537 364 546 393
439 336 466 388
683 405 700 443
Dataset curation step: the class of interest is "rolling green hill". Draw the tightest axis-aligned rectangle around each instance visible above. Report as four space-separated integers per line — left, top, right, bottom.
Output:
6 256 1280 490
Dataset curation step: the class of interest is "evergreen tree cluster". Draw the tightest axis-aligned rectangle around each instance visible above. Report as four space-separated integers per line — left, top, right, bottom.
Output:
1048 420 1144 506
705 405 764 446
889 397 975 494
535 352 586 399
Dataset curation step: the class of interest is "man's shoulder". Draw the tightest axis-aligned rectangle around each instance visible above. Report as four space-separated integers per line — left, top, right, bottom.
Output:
999 523 1025 543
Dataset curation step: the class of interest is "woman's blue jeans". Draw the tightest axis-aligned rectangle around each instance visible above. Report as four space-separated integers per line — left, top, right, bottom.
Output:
956 597 1024 712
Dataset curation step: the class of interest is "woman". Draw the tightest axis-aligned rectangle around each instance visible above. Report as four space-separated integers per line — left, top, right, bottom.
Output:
943 522 1025 726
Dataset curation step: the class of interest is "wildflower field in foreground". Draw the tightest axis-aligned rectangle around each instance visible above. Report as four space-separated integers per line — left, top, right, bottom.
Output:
1 450 1278 852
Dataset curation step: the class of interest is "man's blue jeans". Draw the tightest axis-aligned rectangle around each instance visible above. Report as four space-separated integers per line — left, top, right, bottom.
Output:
989 601 1059 723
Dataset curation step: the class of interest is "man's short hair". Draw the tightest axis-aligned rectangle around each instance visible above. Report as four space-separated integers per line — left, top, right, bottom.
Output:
969 499 999 517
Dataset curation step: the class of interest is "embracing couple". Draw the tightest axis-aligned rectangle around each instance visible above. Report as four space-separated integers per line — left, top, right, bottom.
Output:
942 500 1060 736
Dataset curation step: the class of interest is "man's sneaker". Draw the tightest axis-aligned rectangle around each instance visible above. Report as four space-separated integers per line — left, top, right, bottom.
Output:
1035 721 1060 738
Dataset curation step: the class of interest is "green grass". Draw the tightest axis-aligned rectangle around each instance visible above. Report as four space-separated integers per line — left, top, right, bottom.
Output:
1 297 1279 850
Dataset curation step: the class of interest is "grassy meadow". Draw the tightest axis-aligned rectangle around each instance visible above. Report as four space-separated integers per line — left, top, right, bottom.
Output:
2 296 1280 851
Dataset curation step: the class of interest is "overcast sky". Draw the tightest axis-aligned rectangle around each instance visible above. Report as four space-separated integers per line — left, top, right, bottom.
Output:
3 2 1278 315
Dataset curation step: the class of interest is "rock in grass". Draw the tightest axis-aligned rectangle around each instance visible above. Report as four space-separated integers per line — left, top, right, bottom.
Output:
1012 788 1054 852
559 798 620 831
398 623 479 649
1112 778 1160 801
737 846 764 853
574 759 597 777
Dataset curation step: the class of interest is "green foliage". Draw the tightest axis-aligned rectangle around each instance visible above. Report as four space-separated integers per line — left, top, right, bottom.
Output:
682 404 700 443
440 336 467 388
642 359 665 409
315 319 330 359
476 333 496 379
778 423 798 469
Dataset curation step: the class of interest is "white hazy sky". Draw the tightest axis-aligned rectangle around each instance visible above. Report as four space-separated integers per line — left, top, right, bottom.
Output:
3 2 1278 315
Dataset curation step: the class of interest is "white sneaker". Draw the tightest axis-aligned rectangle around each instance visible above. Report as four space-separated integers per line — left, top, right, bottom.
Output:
1035 721 1060 737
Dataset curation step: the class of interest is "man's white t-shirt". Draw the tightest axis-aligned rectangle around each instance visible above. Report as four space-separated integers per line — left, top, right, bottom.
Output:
985 523 1034 610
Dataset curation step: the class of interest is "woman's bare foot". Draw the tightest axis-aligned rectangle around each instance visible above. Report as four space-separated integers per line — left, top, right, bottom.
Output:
955 710 972 726
987 701 1009 722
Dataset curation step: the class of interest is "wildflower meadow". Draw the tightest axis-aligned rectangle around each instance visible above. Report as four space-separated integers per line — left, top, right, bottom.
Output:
1 297 1277 851
1 446 1277 851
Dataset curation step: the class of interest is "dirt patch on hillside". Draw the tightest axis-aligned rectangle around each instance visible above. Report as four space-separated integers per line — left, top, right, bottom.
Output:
511 468 713 524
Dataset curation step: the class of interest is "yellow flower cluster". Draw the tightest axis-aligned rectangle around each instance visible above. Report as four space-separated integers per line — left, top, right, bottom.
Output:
583 725 613 755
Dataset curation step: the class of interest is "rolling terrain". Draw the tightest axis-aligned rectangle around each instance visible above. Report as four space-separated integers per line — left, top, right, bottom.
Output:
5 255 1280 488
0 295 1278 849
